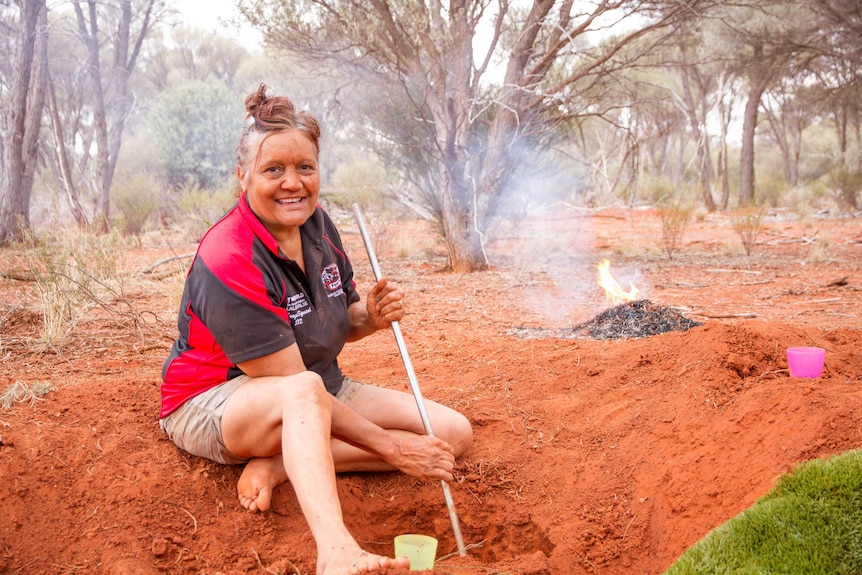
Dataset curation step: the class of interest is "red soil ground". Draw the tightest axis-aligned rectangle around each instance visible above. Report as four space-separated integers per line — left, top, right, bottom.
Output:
1 205 861 575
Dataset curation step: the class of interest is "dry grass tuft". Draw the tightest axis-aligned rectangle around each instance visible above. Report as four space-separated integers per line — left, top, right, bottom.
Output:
0 381 56 410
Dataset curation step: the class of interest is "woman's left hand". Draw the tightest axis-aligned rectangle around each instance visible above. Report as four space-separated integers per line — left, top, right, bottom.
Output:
388 435 456 482
365 277 405 330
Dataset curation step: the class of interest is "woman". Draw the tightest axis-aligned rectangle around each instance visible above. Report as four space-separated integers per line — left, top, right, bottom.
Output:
159 84 473 575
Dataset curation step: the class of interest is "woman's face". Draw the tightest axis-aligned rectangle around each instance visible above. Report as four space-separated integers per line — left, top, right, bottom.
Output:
239 129 320 240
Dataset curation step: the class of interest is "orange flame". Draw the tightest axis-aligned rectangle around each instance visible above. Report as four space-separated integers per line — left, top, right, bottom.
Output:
597 259 640 305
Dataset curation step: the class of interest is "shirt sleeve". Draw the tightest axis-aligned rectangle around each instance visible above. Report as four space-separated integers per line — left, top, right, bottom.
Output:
188 250 295 366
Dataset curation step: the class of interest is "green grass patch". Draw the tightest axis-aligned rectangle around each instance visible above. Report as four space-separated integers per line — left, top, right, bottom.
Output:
664 449 862 575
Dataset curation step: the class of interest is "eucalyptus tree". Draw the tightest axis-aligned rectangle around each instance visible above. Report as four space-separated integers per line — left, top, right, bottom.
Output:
140 26 250 92
809 0 862 60
715 0 820 206
808 0 862 171
240 0 719 272
65 0 166 231
666 30 720 210
45 11 93 228
761 77 818 189
0 0 47 245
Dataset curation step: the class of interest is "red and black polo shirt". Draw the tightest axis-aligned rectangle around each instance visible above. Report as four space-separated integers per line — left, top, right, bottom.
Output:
160 194 360 418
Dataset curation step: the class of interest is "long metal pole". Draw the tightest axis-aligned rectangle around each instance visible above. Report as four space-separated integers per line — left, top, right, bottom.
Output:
352 204 467 557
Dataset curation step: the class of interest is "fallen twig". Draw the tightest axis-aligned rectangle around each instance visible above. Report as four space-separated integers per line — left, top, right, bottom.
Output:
252 548 300 575
756 369 788 382
802 231 819 244
622 513 638 539
695 312 760 319
657 282 708 289
160 500 197 535
437 539 486 561
793 298 841 304
139 253 194 275
706 268 762 275
0 270 35 282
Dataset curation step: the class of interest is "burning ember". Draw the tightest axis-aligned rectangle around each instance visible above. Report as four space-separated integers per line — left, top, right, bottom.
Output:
597 259 640 305
576 261 700 339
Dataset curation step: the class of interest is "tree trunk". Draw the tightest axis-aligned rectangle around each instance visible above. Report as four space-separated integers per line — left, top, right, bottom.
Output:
47 75 88 228
434 98 488 272
738 78 768 205
75 0 111 232
0 0 47 246
788 127 802 188
70 0 158 233
716 72 735 210
676 47 715 211
440 179 488 273
697 132 716 211
834 105 848 167
766 107 793 186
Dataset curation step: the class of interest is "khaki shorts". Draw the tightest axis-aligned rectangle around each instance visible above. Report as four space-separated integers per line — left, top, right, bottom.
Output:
159 376 364 465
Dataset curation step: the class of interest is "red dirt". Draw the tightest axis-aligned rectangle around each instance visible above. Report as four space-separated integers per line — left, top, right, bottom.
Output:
2 205 861 575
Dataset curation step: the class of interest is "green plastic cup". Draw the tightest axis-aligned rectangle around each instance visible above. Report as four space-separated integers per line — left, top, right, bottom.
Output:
394 534 438 570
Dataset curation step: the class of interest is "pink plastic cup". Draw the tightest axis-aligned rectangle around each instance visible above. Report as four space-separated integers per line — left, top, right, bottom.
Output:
786 347 826 378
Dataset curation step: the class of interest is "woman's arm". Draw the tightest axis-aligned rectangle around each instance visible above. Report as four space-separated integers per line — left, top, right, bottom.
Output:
237 344 307 377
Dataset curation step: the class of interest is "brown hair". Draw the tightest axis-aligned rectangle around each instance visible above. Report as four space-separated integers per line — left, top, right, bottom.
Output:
235 84 322 189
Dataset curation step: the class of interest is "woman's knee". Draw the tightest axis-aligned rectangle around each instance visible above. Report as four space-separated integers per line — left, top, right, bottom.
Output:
438 408 473 457
453 412 473 457
273 371 328 406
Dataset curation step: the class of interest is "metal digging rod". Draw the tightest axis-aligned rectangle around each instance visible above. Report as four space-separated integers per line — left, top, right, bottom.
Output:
352 204 468 557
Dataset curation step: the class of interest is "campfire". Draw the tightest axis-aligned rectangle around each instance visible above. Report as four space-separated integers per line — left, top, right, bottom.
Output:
568 259 701 339
510 259 701 340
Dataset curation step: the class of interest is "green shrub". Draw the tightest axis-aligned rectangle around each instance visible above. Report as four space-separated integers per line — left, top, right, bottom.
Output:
656 193 693 260
112 173 160 237
826 166 862 212
174 185 237 242
730 205 765 256
753 171 786 208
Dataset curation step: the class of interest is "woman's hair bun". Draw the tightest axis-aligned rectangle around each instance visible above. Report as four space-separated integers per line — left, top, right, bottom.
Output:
243 83 299 129
236 83 321 170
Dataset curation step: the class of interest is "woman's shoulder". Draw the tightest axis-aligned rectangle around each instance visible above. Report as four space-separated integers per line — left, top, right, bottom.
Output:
195 205 259 270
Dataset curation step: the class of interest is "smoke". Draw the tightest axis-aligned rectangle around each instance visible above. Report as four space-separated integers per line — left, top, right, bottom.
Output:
484 155 649 328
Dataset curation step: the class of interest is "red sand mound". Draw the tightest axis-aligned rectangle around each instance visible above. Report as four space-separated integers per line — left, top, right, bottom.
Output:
1 206 861 574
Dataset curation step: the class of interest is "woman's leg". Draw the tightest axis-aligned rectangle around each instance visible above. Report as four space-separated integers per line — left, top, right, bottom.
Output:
331 383 473 472
220 371 408 575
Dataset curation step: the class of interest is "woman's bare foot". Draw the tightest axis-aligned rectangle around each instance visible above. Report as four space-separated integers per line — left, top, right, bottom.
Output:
237 455 289 512
317 543 410 575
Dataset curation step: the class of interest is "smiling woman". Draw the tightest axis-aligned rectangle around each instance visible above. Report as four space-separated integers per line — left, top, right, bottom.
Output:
157 84 473 575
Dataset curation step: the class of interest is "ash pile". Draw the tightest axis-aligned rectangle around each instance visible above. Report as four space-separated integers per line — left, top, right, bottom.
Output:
509 299 701 340
566 299 701 340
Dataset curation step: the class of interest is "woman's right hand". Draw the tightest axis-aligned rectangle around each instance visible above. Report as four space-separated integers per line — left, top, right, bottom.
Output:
388 434 456 482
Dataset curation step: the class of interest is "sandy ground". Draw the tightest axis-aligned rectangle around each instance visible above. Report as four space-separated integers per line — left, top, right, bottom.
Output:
1 205 861 575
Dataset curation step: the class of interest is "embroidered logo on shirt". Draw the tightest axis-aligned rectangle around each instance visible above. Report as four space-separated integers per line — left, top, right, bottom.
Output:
321 264 343 294
286 292 313 325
